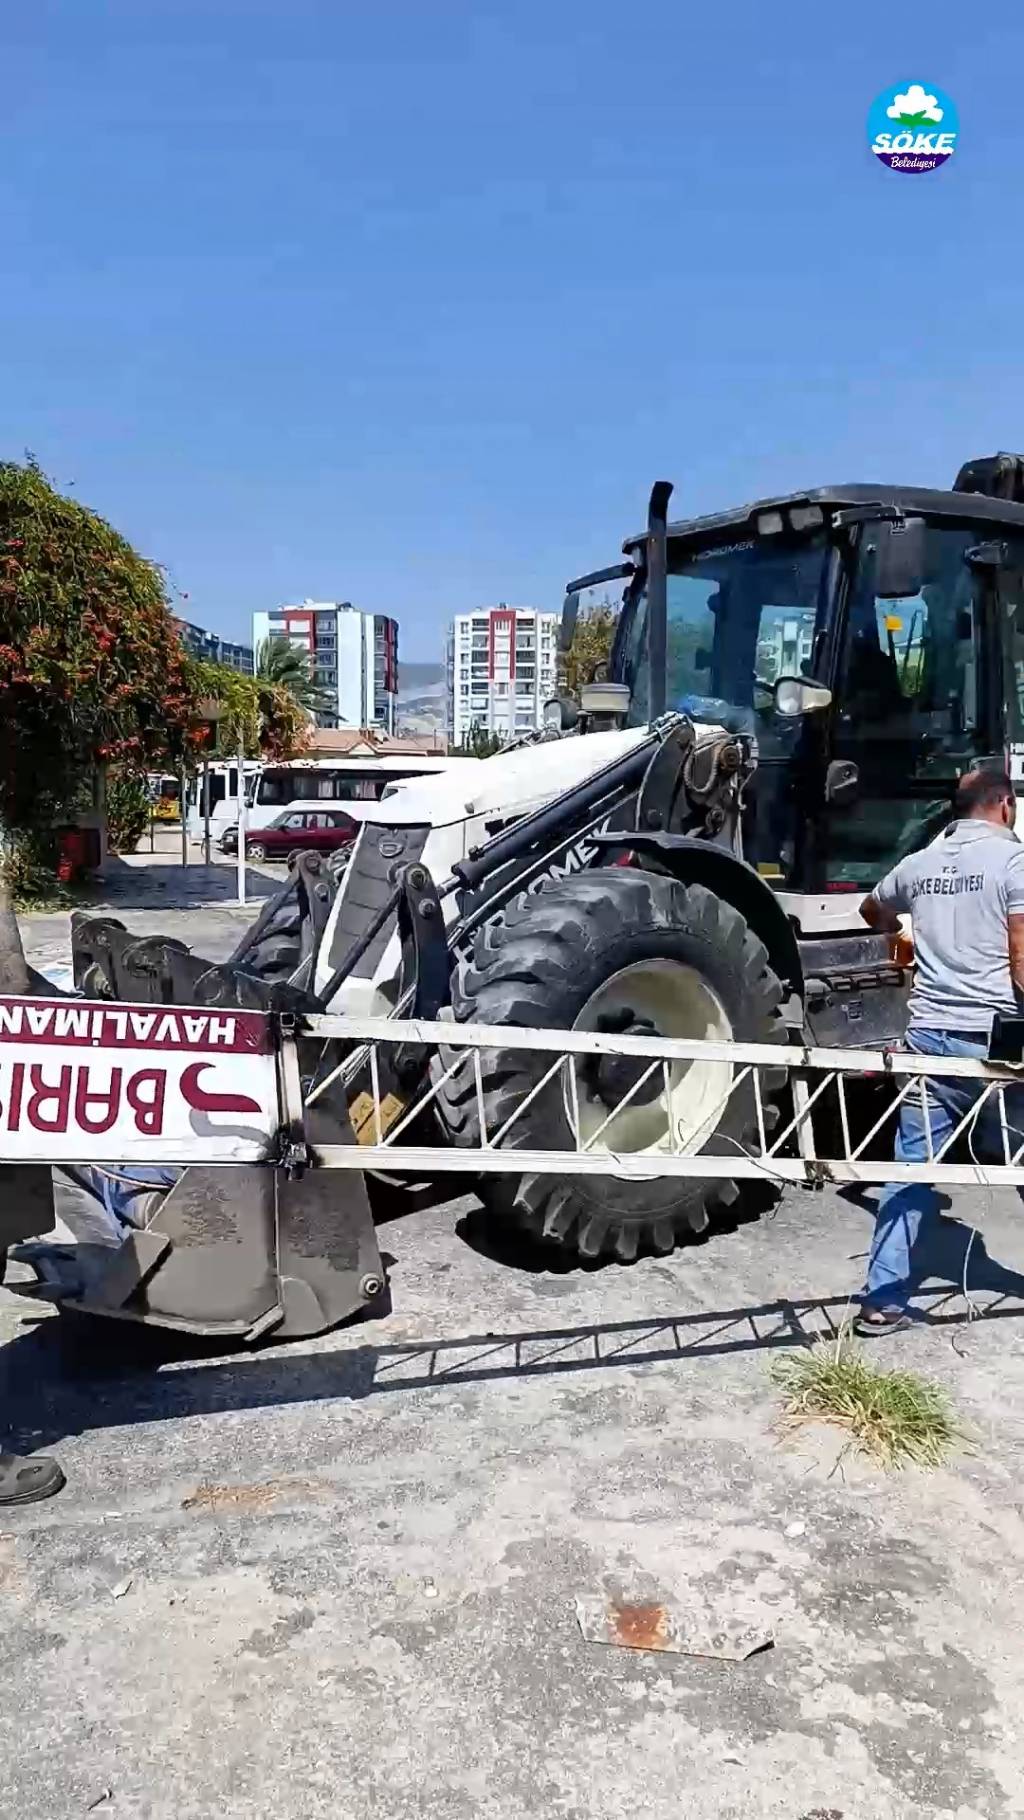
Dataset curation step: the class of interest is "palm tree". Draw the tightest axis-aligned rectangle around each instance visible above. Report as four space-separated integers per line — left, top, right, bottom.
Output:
255 636 332 719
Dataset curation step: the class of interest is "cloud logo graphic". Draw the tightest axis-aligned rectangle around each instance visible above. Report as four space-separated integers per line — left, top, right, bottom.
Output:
867 81 959 174
886 84 944 126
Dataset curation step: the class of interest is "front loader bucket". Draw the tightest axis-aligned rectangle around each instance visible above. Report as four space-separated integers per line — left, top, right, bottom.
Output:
52 910 385 1341
68 1089 385 1343
71 1159 383 1342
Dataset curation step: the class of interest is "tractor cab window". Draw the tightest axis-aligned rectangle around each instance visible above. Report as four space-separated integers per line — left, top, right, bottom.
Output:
827 523 997 889
837 530 982 748
993 555 1024 742
621 536 829 760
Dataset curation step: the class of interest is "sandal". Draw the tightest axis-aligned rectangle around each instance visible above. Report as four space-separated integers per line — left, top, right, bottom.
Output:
0 1452 66 1506
854 1305 910 1336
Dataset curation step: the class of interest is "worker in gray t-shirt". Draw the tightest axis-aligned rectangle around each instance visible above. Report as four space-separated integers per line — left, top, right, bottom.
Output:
856 768 1024 1332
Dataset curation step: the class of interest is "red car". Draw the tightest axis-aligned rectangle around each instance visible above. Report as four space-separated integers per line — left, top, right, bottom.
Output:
242 809 357 862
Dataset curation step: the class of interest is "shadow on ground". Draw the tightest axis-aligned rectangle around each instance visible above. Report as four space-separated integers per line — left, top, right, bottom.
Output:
82 857 278 911
4 1207 1024 1453
368 1180 778 1273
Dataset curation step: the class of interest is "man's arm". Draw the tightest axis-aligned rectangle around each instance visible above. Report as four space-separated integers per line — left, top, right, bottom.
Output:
1009 915 1024 1004
1005 851 1024 1003
860 893 901 934
860 860 908 935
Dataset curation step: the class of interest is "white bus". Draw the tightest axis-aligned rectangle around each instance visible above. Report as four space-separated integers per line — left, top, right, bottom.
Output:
184 760 262 840
186 756 468 841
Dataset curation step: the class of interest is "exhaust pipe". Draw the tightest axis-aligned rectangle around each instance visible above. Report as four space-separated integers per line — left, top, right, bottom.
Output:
646 480 673 722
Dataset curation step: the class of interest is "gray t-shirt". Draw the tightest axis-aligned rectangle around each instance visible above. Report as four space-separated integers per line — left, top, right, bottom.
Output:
873 819 1024 1031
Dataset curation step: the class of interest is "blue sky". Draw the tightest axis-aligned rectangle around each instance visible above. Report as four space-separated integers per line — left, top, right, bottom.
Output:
2 2 1020 659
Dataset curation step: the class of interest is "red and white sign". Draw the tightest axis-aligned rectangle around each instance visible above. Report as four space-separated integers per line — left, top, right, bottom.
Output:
0 998 280 1164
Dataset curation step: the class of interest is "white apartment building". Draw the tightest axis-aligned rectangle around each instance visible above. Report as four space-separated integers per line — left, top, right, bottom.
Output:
252 601 398 731
446 606 559 746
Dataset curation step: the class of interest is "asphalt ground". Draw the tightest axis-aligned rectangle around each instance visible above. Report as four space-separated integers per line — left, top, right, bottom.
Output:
4 1173 1024 1819
7 864 1024 1818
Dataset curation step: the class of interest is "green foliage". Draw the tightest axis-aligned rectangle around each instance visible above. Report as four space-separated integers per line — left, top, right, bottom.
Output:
0 463 313 891
0 459 194 844
255 635 330 717
773 1337 962 1470
0 826 72 907
561 604 617 700
188 656 312 762
106 767 152 855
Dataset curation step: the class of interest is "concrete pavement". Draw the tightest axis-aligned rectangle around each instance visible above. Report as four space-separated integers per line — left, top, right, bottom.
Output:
20 833 281 983
9 854 1024 1815
4 1177 1024 1819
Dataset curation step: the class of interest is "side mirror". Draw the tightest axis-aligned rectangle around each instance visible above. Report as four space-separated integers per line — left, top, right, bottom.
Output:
773 676 833 717
694 646 711 672
825 759 859 806
965 540 1005 572
543 694 580 733
559 590 580 654
873 516 927 599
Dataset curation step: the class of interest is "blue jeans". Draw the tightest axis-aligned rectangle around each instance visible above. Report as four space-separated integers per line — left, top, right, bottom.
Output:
861 1027 1022 1311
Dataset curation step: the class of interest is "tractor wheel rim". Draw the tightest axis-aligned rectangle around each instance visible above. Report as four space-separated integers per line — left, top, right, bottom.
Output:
567 958 734 1154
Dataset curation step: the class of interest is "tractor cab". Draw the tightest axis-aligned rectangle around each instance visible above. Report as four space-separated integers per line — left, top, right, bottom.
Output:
564 463 1024 920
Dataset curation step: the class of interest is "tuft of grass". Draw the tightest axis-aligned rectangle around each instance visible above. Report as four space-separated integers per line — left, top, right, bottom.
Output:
772 1336 963 1471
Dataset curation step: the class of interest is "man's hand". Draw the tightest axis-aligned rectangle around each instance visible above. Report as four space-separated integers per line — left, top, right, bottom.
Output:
860 892 900 935
1009 914 1024 1002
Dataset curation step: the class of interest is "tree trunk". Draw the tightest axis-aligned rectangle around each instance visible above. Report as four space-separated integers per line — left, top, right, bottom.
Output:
0 874 29 994
0 874 55 1253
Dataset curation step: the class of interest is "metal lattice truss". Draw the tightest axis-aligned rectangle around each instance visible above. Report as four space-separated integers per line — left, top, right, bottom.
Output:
299 1016 1024 1188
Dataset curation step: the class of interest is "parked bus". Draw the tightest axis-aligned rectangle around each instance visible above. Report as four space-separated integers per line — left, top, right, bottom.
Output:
183 760 262 840
244 757 471 831
186 756 468 842
145 773 182 822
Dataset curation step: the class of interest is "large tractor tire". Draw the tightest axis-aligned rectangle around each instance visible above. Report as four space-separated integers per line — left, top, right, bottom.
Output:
435 868 788 1263
235 895 305 985
227 849 349 989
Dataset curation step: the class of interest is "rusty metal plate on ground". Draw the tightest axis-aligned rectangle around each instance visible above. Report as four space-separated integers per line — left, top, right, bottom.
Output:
575 1596 773 1660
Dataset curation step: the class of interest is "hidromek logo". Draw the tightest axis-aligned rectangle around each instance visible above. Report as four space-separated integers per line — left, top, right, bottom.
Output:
868 82 958 174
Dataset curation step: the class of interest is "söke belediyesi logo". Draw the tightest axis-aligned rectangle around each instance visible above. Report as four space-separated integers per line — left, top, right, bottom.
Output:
868 83 958 174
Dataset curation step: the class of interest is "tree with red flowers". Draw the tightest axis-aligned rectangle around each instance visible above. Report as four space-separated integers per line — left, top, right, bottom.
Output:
0 460 197 861
0 460 312 892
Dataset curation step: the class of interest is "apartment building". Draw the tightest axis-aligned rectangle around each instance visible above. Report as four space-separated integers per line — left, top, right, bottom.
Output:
176 619 253 674
252 601 398 731
446 606 559 746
